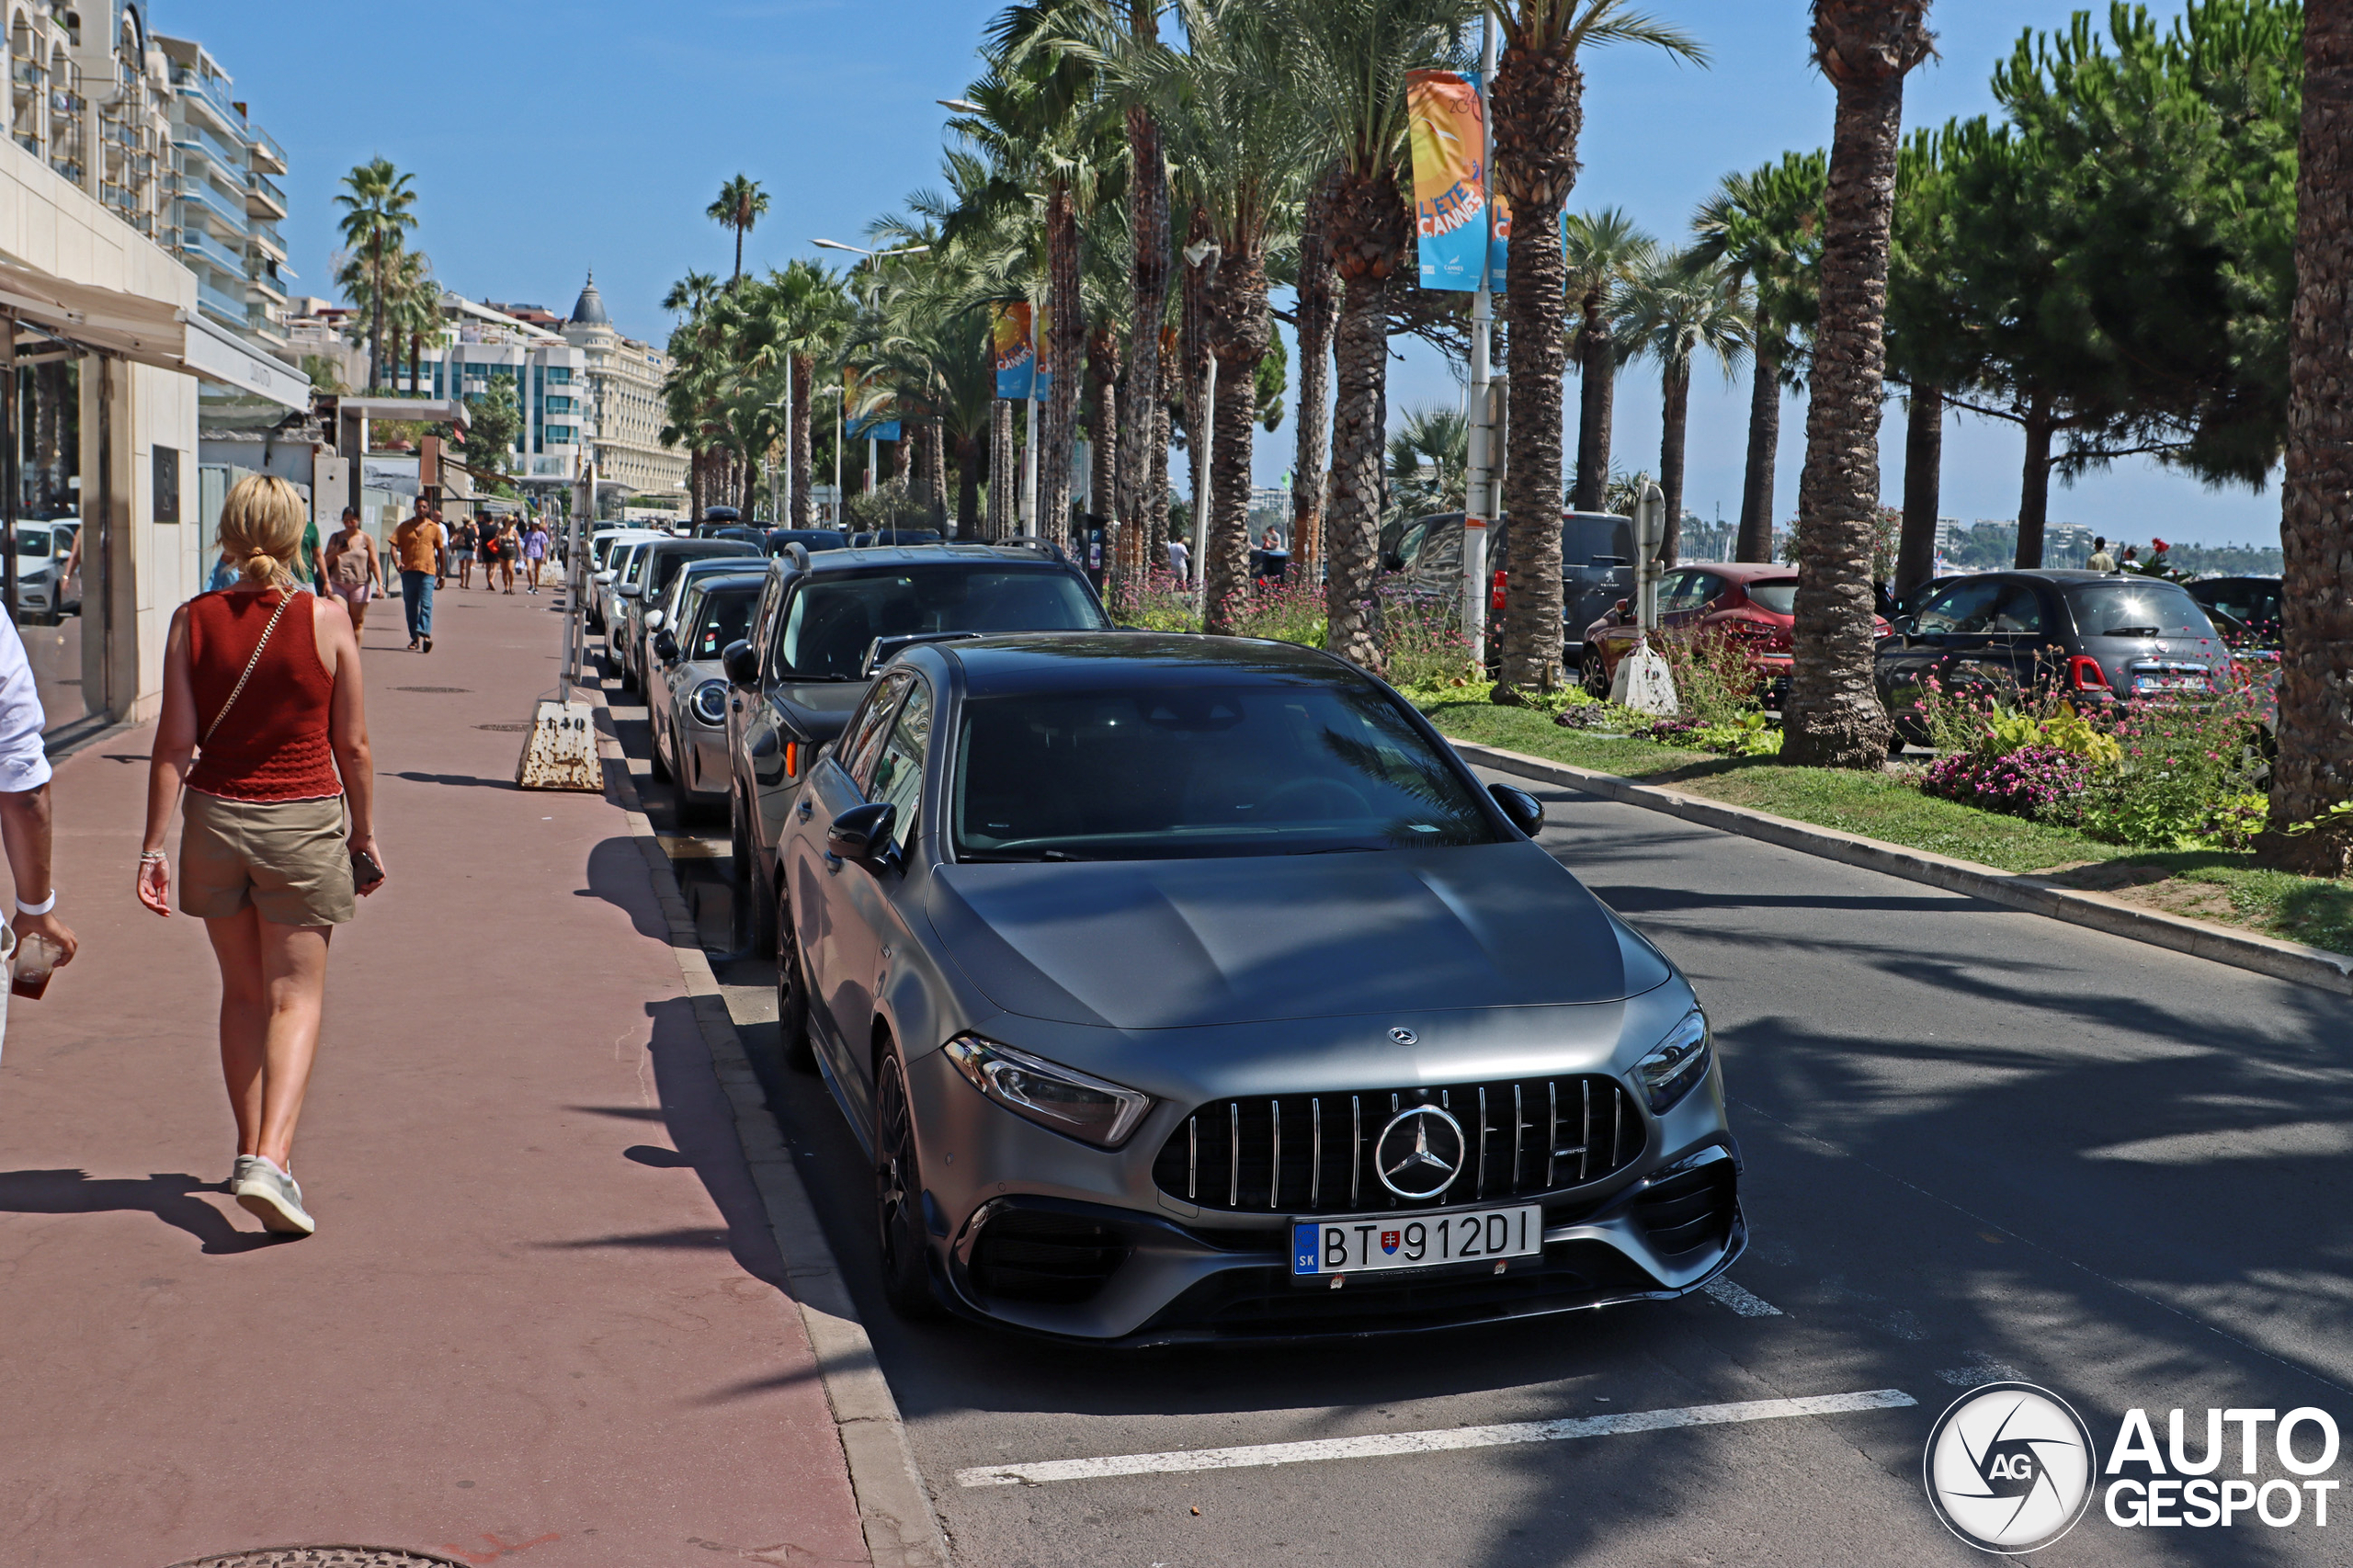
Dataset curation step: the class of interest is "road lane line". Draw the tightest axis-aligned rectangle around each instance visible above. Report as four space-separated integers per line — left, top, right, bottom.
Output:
954 1389 1915 1488
1702 1278 1784 1317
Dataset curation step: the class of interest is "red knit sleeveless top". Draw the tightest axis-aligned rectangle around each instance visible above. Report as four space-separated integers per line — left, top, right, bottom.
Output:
185 588 343 802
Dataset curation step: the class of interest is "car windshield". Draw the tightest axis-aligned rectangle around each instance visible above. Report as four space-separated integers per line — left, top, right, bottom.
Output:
2064 580 2216 639
1745 581 1798 616
649 547 751 597
15 530 49 558
952 681 1500 860
692 587 760 659
618 545 653 584
775 567 1106 680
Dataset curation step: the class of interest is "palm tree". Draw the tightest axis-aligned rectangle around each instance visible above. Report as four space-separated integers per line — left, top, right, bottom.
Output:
2260 0 2353 876
1562 209 1657 514
383 248 440 395
1614 251 1749 565
1276 0 1476 665
766 260 854 527
1488 4 1703 695
1290 165 1340 582
1386 403 1469 513
334 157 418 393
1121 0 1313 632
1118 0 1173 583
1688 151 1825 562
708 175 769 290
1783 0 1934 768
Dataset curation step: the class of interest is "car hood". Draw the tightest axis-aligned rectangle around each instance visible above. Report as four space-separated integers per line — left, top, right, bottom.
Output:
925 842 1671 1030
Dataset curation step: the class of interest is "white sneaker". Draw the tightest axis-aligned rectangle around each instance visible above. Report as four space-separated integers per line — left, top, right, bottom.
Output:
230 1153 262 1190
233 1159 315 1236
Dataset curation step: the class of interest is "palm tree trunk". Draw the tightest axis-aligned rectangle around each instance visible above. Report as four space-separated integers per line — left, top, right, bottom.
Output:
1895 383 1941 596
1292 165 1339 584
1658 361 1690 567
408 332 421 396
987 399 1014 540
790 355 814 528
733 225 745 290
956 437 982 540
925 417 949 527
1179 206 1213 561
1324 165 1405 670
1491 37 1583 693
1736 330 1780 562
1203 249 1270 637
1785 0 1929 768
1148 397 1172 563
2013 396 2052 568
1120 68 1169 561
1089 319 1121 539
2262 0 2353 873
370 236 387 394
1039 180 1084 545
1573 300 1614 513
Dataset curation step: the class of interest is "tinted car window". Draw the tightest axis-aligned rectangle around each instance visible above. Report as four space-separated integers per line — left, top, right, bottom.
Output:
952 681 1501 860
2193 581 2280 630
16 529 51 558
648 546 753 598
1915 578 2004 635
1745 580 1798 616
692 586 760 659
841 672 910 790
867 680 932 853
774 567 1106 680
618 544 654 585
1988 584 2044 634
1562 516 1634 566
2064 580 2216 638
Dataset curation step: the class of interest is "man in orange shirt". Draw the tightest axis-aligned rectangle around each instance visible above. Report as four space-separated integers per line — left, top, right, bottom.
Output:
390 500 445 653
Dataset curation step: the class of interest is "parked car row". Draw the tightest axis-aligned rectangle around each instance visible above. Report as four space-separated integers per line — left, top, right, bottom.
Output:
589 529 1746 1345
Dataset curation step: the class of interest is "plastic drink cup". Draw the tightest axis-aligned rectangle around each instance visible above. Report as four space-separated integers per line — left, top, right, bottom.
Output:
12 932 59 1000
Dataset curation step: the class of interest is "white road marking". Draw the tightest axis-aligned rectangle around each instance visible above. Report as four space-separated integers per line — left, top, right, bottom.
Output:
1702 1277 1784 1317
1937 1354 2025 1387
954 1388 1915 1488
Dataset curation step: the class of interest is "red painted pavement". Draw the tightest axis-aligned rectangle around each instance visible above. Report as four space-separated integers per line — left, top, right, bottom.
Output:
0 584 872 1567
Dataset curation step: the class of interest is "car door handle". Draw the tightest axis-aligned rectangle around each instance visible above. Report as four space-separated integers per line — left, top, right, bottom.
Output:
823 852 842 873
797 799 813 822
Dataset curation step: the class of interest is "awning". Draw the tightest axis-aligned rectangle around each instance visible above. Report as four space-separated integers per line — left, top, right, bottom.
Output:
0 257 314 411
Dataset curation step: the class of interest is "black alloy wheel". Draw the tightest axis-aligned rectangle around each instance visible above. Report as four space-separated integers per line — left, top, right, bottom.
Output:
776 913 815 1073
1583 643 1612 699
874 1048 944 1319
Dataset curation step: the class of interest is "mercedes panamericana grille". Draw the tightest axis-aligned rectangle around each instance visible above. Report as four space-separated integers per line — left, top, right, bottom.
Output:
773 634 1743 1342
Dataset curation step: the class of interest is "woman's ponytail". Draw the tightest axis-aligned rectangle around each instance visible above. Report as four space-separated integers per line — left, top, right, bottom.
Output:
216 475 307 589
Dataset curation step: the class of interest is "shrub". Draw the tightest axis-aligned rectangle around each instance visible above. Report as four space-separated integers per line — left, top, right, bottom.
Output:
1919 746 2096 823
2080 687 2265 847
1654 629 1764 727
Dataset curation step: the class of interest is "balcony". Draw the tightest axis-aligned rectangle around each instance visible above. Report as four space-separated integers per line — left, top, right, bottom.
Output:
196 276 251 328
248 125 286 174
12 132 37 158
175 173 251 236
10 60 44 89
173 119 246 175
244 168 284 220
168 65 245 139
176 224 244 276
245 271 286 305
50 158 82 187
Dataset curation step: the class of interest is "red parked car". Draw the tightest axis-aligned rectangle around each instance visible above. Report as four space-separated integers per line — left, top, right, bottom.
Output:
1578 562 1891 704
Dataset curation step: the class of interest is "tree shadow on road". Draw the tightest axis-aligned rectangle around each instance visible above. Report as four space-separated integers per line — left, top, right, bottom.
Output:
0 1168 283 1254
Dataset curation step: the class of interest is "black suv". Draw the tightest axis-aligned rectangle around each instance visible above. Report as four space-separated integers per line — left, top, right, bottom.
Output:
722 539 1111 938
1876 570 2234 744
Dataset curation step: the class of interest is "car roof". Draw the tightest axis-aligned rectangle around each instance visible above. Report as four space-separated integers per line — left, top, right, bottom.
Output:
1685 562 1794 582
791 540 1077 574
935 631 1358 697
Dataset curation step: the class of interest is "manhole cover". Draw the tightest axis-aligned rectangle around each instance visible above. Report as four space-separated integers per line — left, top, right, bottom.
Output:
166 1550 469 1568
475 722 533 732
394 686 472 693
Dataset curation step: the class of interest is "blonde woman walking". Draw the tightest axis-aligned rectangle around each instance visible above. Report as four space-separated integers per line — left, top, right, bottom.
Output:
136 474 385 1237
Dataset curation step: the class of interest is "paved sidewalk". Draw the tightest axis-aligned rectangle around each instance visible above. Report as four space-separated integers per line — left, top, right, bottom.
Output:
0 585 870 1567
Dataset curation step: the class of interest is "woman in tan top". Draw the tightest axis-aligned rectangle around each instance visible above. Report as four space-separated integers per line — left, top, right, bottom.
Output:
137 474 386 1237
323 506 381 637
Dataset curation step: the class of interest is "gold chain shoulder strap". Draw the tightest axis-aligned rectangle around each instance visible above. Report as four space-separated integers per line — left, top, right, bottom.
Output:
200 587 298 749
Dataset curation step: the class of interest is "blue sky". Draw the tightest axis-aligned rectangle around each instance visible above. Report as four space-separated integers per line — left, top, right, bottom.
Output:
169 0 2278 545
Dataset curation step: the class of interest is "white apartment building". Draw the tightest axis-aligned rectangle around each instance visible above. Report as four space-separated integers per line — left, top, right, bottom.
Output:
381 295 589 493
561 274 685 501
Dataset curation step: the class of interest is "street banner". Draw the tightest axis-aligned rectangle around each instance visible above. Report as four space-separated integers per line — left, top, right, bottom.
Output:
844 367 901 442
1406 69 1491 291
992 302 1036 399
1031 301 1055 402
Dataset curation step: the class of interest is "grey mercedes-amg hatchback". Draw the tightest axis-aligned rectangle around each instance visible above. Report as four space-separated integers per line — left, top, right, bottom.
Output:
773 632 1743 1344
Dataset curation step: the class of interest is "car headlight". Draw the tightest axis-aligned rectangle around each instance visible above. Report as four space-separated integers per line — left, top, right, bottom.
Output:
943 1035 1154 1148
691 679 728 724
1634 1010 1712 1114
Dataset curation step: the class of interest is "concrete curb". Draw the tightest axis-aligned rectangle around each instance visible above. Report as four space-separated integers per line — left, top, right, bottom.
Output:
1452 737 2353 999
584 688 952 1568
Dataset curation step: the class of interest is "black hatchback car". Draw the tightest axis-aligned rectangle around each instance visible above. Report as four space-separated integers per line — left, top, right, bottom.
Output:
722 540 1111 940
1877 570 2234 744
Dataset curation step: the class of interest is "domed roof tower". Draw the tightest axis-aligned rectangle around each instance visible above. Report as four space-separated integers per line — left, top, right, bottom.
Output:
568 273 611 328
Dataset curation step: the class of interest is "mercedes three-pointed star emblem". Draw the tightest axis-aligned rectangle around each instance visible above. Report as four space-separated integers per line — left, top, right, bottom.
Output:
1374 1105 1466 1199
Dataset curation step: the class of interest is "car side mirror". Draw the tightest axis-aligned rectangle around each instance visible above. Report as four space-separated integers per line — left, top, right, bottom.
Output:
1488 782 1544 837
1890 615 1916 638
1381 551 1404 572
645 608 665 632
826 801 897 866
722 639 757 687
616 584 641 599
654 630 679 664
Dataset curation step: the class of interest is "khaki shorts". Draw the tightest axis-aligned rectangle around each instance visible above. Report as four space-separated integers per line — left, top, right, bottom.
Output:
180 791 355 926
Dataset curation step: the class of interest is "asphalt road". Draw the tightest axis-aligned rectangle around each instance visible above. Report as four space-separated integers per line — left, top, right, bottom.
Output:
604 656 2350 1567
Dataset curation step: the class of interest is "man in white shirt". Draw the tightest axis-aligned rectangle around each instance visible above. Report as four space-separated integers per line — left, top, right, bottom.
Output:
0 612 77 1060
1166 537 1190 584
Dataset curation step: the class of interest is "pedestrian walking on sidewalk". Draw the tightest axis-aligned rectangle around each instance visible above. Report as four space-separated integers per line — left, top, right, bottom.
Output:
323 507 381 638
449 516 479 589
135 474 384 1237
0 605 78 1069
522 517 549 593
492 518 518 595
392 499 444 653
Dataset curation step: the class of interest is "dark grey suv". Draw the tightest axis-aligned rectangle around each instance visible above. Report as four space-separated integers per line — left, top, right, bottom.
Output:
1877 570 2235 744
722 540 1110 942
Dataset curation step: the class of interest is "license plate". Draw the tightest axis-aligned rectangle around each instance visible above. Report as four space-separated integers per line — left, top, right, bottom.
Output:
1291 1206 1542 1278
2133 674 2202 691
